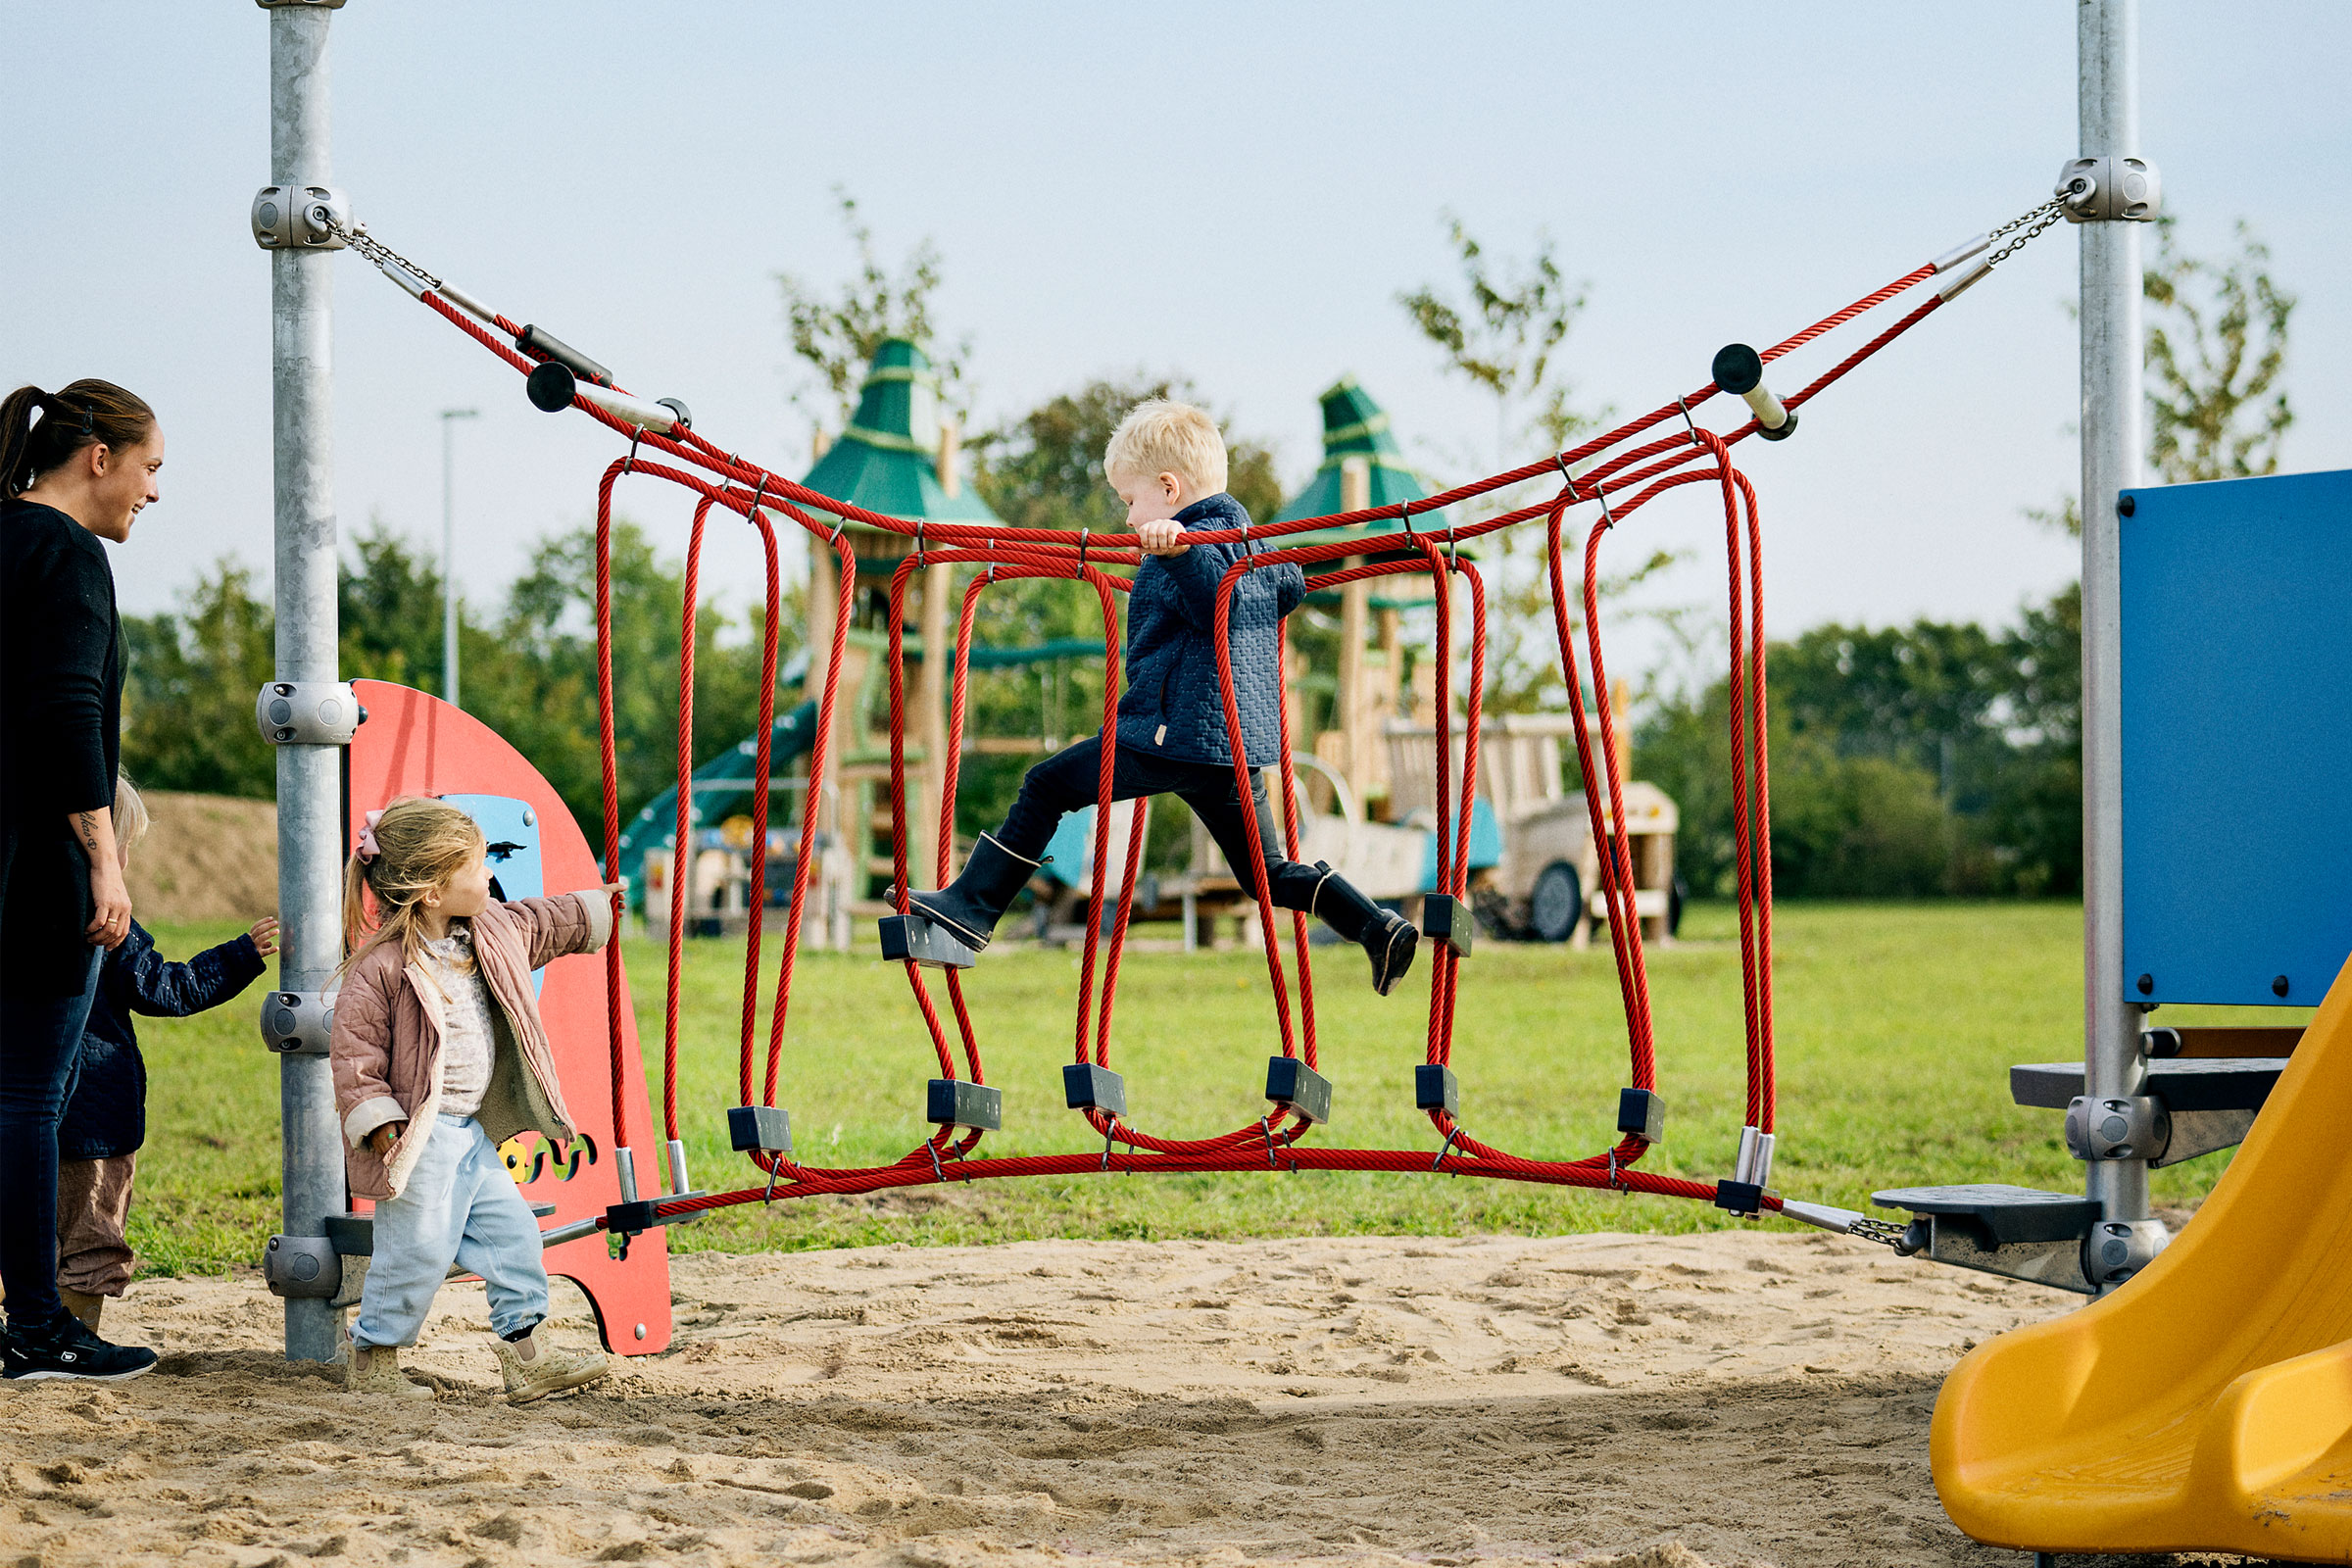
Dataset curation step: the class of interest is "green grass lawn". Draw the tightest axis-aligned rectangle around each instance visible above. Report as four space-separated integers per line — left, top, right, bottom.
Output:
127 903 2283 1278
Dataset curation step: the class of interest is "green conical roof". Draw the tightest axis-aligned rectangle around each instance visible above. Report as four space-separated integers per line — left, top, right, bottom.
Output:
1270 377 1450 541
802 339 999 526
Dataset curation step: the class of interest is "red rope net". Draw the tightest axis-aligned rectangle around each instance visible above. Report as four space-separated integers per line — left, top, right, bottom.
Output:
377 223 2010 1228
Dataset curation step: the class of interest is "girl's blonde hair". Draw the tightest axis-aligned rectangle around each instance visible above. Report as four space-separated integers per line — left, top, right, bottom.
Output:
339 795 486 978
114 773 151 861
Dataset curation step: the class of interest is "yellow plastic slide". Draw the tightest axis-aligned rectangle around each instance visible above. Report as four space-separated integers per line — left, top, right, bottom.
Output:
1934 952 2352 1560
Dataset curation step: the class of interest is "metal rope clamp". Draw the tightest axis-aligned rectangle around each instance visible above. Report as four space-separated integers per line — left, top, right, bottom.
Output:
2054 156 2163 222
255 680 364 746
260 988 336 1056
251 184 352 250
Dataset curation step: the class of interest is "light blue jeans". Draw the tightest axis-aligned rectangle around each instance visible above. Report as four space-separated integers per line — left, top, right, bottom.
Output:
355 1113 549 1348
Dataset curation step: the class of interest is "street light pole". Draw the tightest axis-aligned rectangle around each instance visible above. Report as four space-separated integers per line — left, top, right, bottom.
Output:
440 408 477 709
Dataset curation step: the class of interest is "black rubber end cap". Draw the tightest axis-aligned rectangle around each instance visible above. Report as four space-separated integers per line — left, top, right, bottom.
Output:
526 360 577 413
1712 342 1763 395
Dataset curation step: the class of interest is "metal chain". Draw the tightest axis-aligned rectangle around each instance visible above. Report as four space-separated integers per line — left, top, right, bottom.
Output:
1979 178 2097 272
321 216 442 290
1983 201 2067 270
1848 1216 1917 1251
1987 195 2062 242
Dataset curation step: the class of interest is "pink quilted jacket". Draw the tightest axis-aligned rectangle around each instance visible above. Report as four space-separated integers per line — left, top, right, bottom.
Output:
329 892 611 1200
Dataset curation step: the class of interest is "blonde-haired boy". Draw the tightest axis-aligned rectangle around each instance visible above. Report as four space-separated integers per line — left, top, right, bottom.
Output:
905 400 1420 993
50 778 276 1335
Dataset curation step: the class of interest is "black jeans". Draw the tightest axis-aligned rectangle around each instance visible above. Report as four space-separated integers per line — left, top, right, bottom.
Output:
998 737 1328 914
0 944 104 1331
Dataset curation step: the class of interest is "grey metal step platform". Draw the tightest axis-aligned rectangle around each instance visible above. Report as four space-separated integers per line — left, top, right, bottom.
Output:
2010 1056 2283 1112
1871 1184 2104 1295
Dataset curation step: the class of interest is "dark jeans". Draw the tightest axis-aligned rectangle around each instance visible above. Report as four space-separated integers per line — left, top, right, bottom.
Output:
998 737 1328 915
0 944 104 1332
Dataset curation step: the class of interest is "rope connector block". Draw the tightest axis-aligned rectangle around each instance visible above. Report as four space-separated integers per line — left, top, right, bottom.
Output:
1063 1062 1129 1119
1617 1088 1667 1143
727 1103 794 1156
1422 895 1475 956
1415 1063 1461 1118
926 1078 1004 1133
1265 1056 1333 1127
1713 1179 1768 1217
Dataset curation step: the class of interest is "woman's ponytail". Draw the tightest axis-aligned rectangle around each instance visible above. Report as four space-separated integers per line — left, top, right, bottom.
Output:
2 379 156 500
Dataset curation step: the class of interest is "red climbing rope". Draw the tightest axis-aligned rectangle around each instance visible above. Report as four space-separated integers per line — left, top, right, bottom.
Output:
364 201 2056 1221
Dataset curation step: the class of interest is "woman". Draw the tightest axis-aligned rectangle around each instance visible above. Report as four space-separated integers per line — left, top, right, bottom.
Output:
0 380 164 1382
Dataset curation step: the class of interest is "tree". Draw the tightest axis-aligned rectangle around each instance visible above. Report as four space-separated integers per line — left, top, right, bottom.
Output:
119 519 788 854
339 519 449 689
1398 217 1671 712
121 561 277 799
1633 607 2084 900
777 186 967 428
2145 218 2295 484
2029 215 2296 538
1397 216 1593 466
485 521 786 850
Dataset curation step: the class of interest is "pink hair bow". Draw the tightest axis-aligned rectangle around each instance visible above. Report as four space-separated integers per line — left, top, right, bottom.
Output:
357 809 385 863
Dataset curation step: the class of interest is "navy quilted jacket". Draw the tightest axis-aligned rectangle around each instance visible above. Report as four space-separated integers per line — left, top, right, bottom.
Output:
1116 493 1305 767
57 922 267 1160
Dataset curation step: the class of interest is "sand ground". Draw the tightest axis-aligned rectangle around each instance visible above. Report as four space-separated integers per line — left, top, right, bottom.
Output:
0 1229 2253 1568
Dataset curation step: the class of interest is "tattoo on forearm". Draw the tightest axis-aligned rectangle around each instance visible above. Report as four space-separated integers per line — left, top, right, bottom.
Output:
75 810 102 856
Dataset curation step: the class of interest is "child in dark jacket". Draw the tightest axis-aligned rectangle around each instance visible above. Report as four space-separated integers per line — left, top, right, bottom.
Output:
907 400 1420 993
54 778 274 1330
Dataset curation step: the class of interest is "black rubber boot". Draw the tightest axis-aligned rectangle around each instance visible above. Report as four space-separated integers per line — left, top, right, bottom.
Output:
906 833 1043 952
1306 863 1419 997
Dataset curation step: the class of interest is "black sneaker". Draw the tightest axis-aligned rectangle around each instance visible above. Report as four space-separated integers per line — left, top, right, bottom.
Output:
1 1310 158 1382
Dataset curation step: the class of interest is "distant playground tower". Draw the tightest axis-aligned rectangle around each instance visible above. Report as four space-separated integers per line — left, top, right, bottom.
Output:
802 339 1001 905
1272 377 1449 816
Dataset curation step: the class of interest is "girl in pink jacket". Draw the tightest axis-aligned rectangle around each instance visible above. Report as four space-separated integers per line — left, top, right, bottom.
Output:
330 795 616 1403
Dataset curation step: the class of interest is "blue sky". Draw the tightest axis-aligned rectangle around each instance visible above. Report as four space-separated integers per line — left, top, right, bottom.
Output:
9 3 2346 654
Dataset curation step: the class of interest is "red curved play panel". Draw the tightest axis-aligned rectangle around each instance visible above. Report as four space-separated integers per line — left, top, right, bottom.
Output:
348 678 671 1356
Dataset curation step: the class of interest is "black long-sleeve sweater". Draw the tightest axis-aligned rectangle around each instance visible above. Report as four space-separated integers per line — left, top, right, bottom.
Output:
0 497 122 996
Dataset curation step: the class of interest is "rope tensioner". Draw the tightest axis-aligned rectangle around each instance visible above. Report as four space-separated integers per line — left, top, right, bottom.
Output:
353 191 2076 1236
1710 344 1796 442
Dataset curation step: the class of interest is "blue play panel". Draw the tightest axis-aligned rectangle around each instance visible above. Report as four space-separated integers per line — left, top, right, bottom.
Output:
2120 467 2352 1007
442 792 547 995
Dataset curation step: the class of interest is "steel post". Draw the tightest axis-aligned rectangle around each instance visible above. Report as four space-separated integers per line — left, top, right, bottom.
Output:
2079 0 2151 1229
268 0 347 1361
440 408 476 708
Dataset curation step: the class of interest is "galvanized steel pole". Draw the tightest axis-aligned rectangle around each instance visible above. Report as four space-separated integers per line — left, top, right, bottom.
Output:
441 408 477 708
267 0 348 1361
2079 0 2151 1228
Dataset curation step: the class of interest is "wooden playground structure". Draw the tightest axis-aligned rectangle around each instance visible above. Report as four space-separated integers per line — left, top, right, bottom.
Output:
652 356 1679 954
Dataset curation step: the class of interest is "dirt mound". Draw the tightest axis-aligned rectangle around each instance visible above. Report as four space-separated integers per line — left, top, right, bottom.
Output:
126 790 277 924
